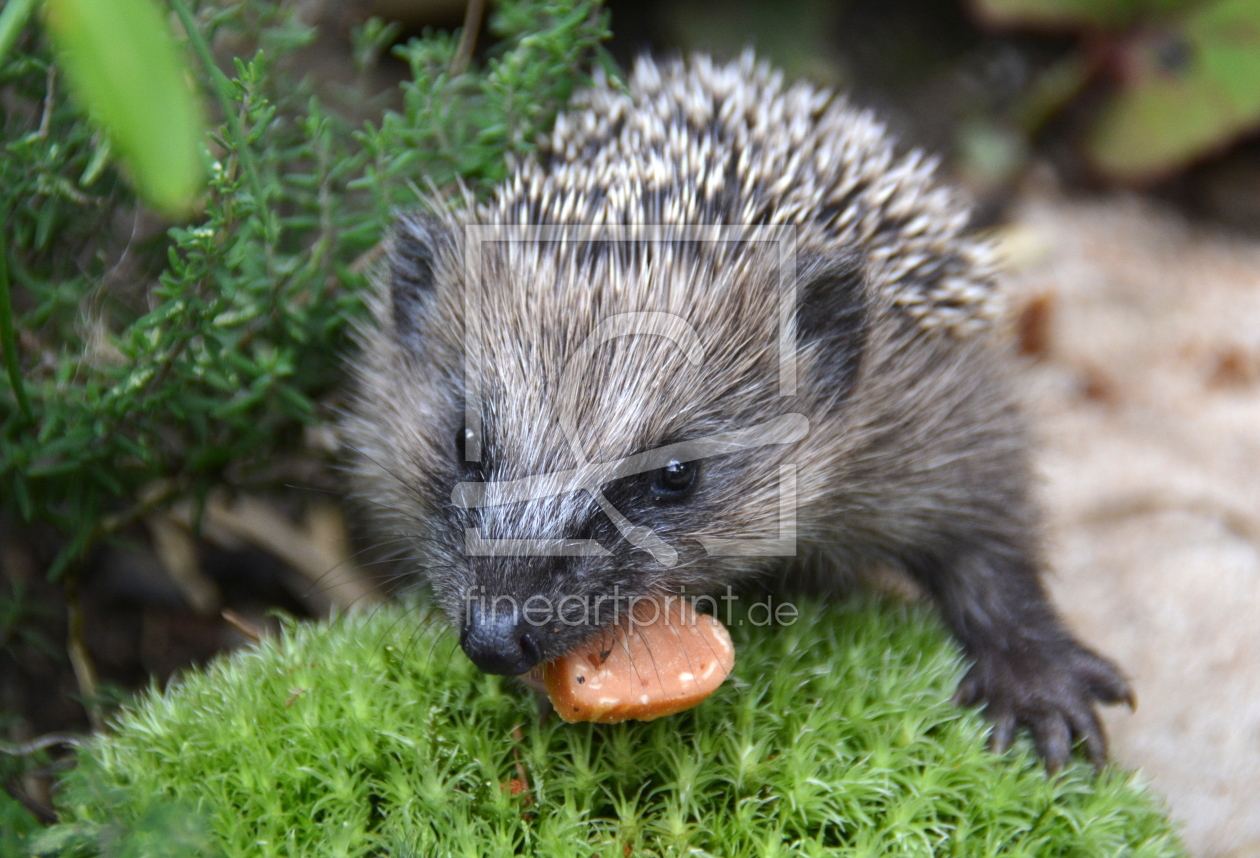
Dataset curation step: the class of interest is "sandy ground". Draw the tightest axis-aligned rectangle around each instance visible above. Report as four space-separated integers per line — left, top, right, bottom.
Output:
1000 190 1260 858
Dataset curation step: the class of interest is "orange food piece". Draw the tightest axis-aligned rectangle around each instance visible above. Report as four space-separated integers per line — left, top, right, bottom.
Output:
542 599 735 723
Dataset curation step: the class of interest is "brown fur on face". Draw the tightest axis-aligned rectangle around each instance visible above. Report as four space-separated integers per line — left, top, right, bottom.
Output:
343 52 1131 772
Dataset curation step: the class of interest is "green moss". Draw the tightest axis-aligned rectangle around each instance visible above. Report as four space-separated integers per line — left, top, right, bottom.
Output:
46 599 1184 857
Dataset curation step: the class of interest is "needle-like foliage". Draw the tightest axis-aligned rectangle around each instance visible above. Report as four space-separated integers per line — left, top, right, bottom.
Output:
0 0 610 579
41 599 1184 857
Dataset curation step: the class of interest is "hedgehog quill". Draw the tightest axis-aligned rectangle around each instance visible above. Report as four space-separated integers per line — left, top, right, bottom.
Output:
344 52 1131 771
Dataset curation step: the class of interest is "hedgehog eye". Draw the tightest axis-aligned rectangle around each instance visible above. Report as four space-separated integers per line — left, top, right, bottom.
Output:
653 460 697 500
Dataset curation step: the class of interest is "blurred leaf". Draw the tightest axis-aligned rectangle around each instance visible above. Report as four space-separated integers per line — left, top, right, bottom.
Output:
957 119 1030 188
970 0 1195 31
0 0 38 63
1014 53 1092 132
41 0 205 217
0 783 42 857
1089 0 1260 181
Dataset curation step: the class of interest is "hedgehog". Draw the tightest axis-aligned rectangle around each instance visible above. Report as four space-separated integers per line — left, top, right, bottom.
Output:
343 51 1132 771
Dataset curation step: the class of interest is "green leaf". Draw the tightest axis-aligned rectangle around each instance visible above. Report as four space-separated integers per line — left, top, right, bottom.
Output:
1088 0 1260 181
0 0 39 65
41 0 206 217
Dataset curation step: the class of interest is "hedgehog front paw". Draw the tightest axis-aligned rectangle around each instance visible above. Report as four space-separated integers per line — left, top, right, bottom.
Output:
953 640 1134 773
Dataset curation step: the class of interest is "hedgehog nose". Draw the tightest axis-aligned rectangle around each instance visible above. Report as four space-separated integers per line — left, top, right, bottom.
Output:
459 602 545 676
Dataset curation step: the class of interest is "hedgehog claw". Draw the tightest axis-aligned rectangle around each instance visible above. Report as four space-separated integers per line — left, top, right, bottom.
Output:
957 639 1131 772
987 709 1016 755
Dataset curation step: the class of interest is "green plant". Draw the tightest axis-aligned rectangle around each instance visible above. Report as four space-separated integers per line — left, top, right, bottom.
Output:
0 0 610 583
40 598 1185 857
971 0 1260 181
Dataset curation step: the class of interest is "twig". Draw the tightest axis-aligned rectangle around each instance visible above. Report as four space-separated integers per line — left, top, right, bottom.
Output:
44 478 182 583
65 570 103 733
148 512 221 617
199 494 379 610
95 478 183 540
37 64 56 138
450 0 486 77
0 733 85 755
222 608 263 643
10 786 56 825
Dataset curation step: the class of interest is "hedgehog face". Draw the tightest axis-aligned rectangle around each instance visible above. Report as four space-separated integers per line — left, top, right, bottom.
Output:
441 421 797 675
349 215 867 675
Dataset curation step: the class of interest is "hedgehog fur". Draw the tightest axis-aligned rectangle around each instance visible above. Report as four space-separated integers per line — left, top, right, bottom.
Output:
343 51 1131 772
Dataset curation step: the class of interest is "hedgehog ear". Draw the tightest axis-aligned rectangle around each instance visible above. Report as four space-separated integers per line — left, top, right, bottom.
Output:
795 254 868 401
389 214 451 342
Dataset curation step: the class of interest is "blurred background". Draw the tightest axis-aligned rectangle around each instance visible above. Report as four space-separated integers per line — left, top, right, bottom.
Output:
2 0 1258 854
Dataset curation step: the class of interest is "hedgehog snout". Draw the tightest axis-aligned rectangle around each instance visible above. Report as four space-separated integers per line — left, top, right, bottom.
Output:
459 598 545 676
